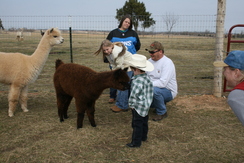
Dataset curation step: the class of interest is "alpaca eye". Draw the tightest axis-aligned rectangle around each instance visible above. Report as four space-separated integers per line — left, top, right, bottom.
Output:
53 36 57 38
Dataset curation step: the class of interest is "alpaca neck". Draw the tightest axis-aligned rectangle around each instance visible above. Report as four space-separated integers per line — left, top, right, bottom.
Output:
97 71 115 89
30 36 52 70
26 36 53 83
86 72 113 100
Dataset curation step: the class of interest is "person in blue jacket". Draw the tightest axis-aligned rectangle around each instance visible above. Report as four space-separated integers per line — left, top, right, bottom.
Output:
107 15 141 54
106 15 141 112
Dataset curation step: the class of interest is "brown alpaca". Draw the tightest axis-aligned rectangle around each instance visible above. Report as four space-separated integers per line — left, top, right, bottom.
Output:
53 59 130 129
0 28 64 117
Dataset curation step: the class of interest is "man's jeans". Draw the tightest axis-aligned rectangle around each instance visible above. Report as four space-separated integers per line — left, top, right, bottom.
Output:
150 87 173 115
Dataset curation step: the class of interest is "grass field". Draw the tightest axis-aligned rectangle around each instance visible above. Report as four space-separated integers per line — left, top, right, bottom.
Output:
0 30 226 95
0 31 244 162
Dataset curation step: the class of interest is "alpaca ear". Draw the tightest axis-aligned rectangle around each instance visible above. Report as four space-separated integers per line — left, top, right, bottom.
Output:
123 67 128 72
114 68 128 79
47 28 54 35
40 30 44 36
113 68 123 79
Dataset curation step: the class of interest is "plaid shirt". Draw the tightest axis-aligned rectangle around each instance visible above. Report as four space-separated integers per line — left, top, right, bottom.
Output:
129 73 153 117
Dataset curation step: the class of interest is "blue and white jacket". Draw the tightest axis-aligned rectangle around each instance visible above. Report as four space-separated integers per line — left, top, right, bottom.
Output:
106 28 141 54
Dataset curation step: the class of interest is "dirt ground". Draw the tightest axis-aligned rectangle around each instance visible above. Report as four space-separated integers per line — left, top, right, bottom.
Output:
172 94 230 112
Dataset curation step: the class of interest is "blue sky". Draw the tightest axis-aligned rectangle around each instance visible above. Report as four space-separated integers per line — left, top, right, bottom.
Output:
0 0 243 30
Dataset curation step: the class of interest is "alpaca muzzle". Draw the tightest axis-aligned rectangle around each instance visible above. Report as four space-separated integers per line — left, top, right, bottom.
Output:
60 38 64 43
120 82 130 90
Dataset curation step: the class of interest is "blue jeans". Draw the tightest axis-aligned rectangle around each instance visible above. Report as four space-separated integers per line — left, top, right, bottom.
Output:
150 87 173 115
108 63 117 99
109 88 117 99
116 71 133 109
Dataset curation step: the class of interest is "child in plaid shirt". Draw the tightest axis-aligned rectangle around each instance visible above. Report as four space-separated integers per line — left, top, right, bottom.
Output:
124 54 154 148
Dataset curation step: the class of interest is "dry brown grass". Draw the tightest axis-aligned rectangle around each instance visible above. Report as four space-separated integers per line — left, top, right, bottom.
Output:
0 32 244 162
0 92 243 162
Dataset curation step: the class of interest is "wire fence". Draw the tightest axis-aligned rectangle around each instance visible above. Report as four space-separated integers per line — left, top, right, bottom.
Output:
0 15 244 95
0 15 218 32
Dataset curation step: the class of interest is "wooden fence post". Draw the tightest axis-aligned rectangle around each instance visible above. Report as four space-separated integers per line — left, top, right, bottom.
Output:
213 0 226 97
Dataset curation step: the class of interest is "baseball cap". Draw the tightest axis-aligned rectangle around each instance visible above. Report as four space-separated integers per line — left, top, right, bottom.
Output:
213 50 244 70
145 41 164 52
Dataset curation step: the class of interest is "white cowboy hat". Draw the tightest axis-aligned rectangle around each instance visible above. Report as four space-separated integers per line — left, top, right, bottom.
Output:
125 54 154 72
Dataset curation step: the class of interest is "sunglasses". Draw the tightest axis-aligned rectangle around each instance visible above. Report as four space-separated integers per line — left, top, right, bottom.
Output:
148 50 159 54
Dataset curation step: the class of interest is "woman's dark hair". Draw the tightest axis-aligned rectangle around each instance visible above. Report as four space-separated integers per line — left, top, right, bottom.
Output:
118 15 133 30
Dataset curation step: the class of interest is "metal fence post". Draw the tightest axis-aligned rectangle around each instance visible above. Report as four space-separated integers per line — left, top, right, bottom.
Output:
69 26 73 63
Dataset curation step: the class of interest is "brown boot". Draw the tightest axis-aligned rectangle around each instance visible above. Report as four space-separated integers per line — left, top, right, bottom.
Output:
152 112 168 121
110 105 128 113
108 98 115 104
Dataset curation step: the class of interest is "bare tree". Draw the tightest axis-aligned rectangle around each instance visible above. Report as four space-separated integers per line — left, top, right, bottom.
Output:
163 13 179 38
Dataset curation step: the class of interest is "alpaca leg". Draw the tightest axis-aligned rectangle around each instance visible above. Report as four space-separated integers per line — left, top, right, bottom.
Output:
19 85 29 113
56 94 65 122
8 85 21 117
56 94 72 122
62 95 72 119
77 112 85 129
75 100 85 129
86 102 96 127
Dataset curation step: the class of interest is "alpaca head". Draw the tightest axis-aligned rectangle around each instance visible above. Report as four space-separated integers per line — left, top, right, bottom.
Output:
44 28 64 46
112 67 130 90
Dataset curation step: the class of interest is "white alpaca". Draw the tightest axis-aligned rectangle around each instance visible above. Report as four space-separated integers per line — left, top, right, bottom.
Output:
16 31 24 41
0 28 64 117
